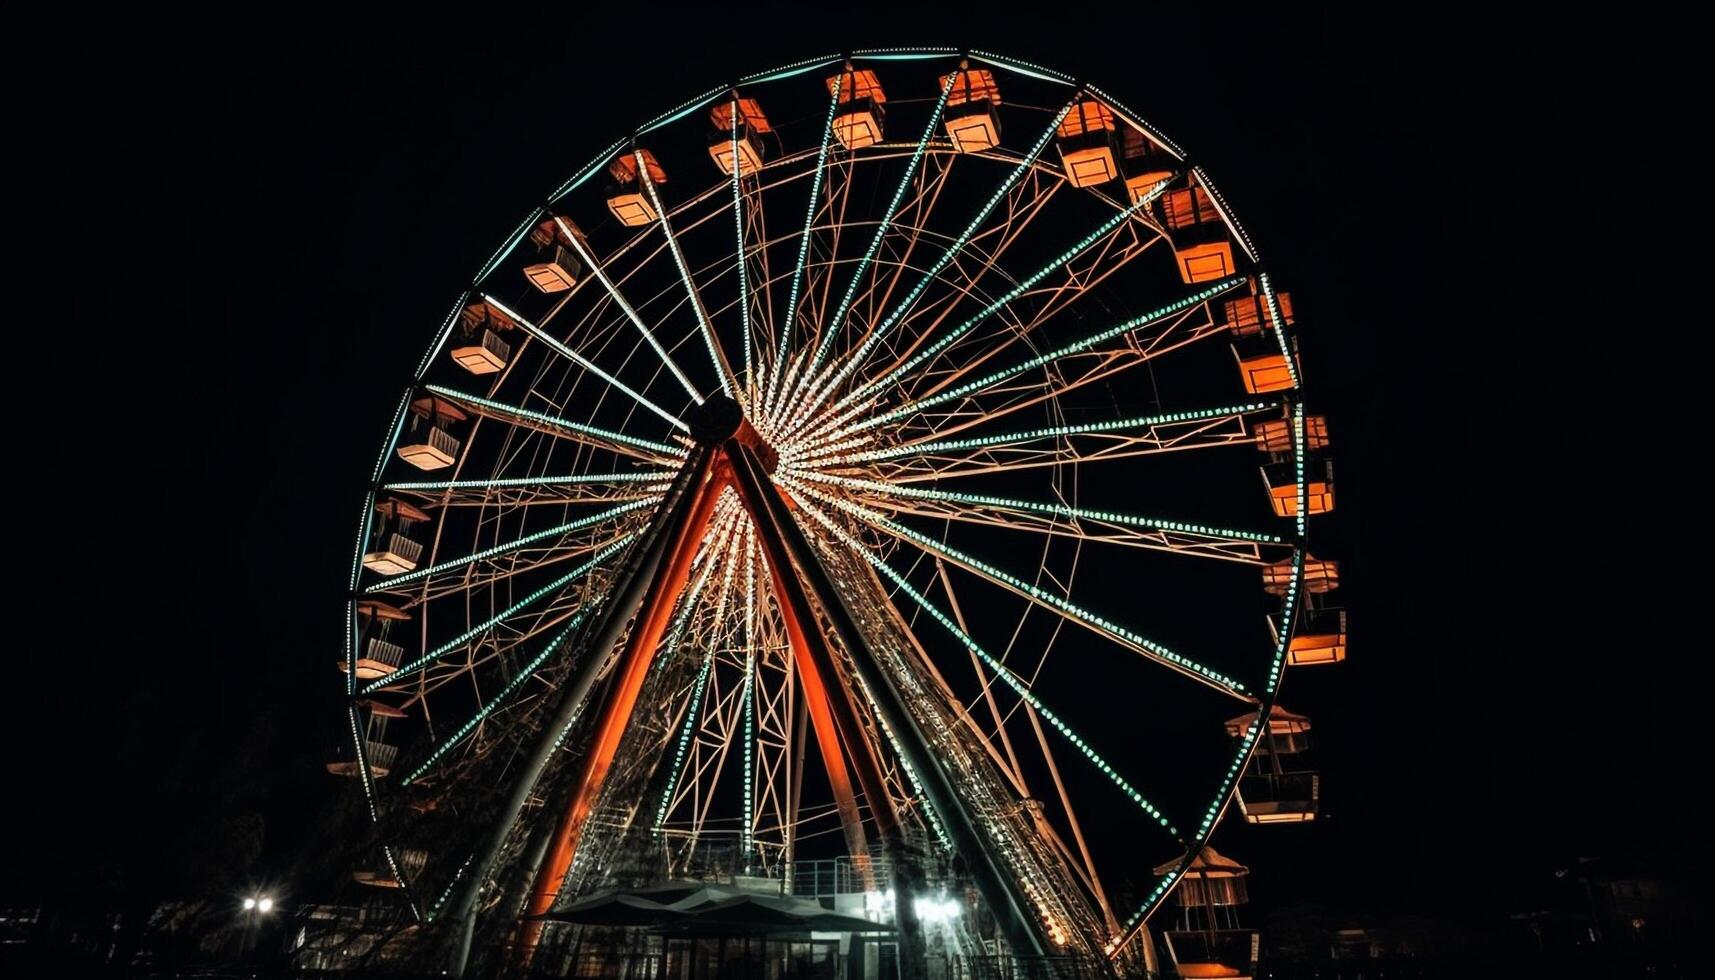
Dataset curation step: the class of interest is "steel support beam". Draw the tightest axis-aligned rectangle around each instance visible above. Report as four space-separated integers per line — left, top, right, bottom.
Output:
764 555 877 878
516 452 725 958
723 441 1049 958
446 448 712 978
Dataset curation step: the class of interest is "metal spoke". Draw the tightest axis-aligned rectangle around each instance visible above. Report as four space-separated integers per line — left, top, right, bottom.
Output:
763 74 842 416
728 101 754 394
790 470 1284 561
555 215 706 405
793 495 1182 839
792 190 1168 443
799 276 1245 451
365 498 659 590
480 293 689 432
798 399 1278 470
360 534 638 695
792 102 1076 425
422 384 687 462
789 74 956 398
637 150 740 401
799 485 1251 698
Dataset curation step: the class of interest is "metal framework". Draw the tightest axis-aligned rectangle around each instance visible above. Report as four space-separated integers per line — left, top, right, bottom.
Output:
333 48 1333 979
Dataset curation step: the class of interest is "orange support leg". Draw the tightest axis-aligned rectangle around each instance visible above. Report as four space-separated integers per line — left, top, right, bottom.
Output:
767 557 875 869
517 466 724 951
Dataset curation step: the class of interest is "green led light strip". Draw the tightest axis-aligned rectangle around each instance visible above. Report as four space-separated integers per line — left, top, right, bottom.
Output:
1259 272 1301 393
637 85 726 136
828 188 1167 421
426 854 473 922
638 154 735 399
654 652 713 831
384 471 670 492
361 536 636 694
368 498 657 589
549 137 629 203
813 273 1242 446
765 74 842 417
730 102 753 394
379 846 422 922
793 103 1077 425
480 293 689 433
970 50 1076 85
796 497 1179 836
400 605 595 786
423 384 685 458
797 485 1245 694
798 73 958 383
653 523 743 830
792 471 1283 545
739 54 842 86
741 530 757 856
413 292 472 381
807 400 1275 467
347 705 377 821
474 209 545 285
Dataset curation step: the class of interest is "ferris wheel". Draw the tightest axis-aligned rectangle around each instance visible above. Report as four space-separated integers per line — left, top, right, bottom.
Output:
333 48 1344 976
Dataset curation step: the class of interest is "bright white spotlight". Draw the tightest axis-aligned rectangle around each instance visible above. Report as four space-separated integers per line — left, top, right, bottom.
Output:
242 898 257 911
913 895 962 923
256 897 275 913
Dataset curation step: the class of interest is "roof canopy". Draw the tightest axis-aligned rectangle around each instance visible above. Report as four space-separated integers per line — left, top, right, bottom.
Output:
1223 706 1312 737
1154 846 1249 879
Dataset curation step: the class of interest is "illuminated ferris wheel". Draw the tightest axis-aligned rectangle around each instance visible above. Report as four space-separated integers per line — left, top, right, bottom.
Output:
332 48 1344 977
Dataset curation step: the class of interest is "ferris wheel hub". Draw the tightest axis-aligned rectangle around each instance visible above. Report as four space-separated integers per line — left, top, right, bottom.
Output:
686 393 780 473
686 393 743 445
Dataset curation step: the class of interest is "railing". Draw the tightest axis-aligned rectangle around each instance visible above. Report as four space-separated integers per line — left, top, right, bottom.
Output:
376 533 423 567
364 741 398 773
423 425 461 459
365 637 404 668
788 855 892 900
397 848 428 876
477 328 512 364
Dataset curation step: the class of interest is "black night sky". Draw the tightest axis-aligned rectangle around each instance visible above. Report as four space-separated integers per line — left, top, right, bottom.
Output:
8 1 1708 950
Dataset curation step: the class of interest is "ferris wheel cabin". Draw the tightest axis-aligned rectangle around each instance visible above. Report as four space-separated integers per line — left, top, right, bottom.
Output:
1222 281 1298 394
449 298 518 376
328 695 405 780
942 66 1003 153
605 149 668 227
708 98 771 177
1227 707 1321 824
1157 847 1260 979
1057 99 1121 188
340 600 411 680
1160 182 1237 284
1271 606 1347 666
522 217 585 294
353 847 427 890
827 67 886 149
395 395 466 471
1121 127 1177 205
360 498 428 576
